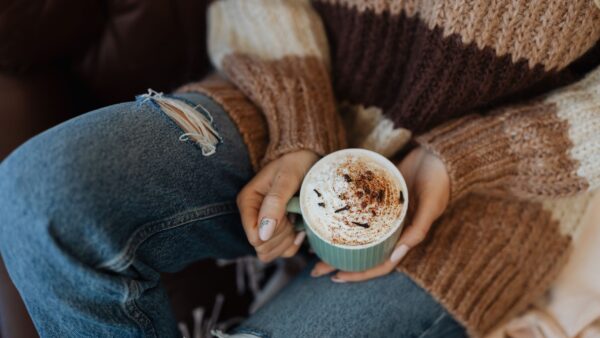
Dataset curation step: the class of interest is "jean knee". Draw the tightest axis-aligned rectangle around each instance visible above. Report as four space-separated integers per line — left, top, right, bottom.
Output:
0 130 85 247
0 103 145 265
0 95 252 268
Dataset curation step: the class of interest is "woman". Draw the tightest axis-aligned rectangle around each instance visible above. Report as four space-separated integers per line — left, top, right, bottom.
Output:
1 0 599 337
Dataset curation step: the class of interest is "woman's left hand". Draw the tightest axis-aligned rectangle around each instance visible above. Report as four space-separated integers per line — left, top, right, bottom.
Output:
311 146 450 282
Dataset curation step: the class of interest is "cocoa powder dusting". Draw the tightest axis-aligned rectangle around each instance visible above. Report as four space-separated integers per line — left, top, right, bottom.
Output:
305 155 404 246
334 158 402 232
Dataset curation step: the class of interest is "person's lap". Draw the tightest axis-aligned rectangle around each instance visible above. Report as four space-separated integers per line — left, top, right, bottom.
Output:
0 92 466 337
235 258 465 338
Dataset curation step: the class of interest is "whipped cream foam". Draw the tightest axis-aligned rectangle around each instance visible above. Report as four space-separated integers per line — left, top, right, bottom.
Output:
301 152 405 246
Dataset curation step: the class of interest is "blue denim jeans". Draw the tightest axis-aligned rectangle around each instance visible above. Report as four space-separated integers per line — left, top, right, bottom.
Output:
0 93 466 338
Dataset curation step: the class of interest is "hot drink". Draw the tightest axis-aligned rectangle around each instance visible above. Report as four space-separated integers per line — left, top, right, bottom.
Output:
300 152 405 246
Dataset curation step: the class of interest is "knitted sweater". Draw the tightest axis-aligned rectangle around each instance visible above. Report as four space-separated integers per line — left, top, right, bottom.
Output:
178 1 600 336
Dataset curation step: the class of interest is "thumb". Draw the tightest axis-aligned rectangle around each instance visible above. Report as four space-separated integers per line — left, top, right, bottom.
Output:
257 168 302 242
398 189 444 248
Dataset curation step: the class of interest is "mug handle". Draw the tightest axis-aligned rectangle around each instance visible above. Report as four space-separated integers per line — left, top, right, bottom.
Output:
286 197 305 231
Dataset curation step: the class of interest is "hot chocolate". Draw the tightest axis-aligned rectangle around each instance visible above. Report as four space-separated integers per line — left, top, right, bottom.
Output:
301 152 405 246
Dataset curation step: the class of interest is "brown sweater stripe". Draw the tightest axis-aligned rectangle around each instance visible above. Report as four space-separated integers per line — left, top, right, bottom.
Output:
221 54 346 166
316 0 600 71
417 101 590 202
314 1 555 133
400 194 572 335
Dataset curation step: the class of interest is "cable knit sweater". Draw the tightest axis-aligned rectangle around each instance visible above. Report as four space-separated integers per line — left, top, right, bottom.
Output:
178 1 600 336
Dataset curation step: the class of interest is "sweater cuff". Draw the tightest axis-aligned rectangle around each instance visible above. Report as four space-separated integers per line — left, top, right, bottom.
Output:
177 75 269 171
416 114 515 203
221 54 346 165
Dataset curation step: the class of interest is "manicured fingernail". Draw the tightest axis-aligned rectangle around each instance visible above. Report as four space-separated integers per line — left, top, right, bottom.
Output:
258 218 276 241
390 244 410 265
331 276 346 283
294 231 306 246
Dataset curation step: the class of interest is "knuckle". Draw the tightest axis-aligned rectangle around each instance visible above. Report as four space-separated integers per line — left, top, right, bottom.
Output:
236 190 248 206
281 248 296 258
264 192 284 206
413 228 428 242
248 237 261 247
258 254 273 263
274 169 300 187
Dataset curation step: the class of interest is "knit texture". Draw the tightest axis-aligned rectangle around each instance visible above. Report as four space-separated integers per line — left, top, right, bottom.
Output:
200 0 600 336
313 0 600 133
221 54 346 165
418 66 600 203
399 193 573 336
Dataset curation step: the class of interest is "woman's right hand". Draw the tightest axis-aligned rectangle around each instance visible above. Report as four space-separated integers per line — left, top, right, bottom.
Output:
237 150 319 262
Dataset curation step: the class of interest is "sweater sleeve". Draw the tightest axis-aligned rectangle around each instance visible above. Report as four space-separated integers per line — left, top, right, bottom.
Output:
417 65 600 203
207 0 346 166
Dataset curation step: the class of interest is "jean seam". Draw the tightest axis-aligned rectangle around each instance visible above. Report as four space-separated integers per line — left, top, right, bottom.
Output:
110 202 236 336
233 326 271 338
97 201 238 272
121 279 158 338
417 312 448 338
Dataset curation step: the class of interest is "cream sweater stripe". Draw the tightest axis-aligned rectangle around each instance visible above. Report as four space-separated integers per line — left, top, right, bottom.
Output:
545 66 600 190
417 66 600 202
208 0 330 68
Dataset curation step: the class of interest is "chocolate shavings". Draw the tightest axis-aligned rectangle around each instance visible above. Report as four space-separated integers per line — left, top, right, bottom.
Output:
351 221 370 228
343 174 352 182
318 202 325 208
377 189 384 202
334 205 350 213
313 189 322 197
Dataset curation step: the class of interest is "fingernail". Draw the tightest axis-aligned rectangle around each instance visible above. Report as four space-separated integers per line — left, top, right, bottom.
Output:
258 218 276 241
331 276 346 283
294 231 306 246
310 268 320 277
390 244 410 265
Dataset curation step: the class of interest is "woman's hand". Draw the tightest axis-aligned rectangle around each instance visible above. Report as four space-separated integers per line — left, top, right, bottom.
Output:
237 150 319 262
311 147 450 282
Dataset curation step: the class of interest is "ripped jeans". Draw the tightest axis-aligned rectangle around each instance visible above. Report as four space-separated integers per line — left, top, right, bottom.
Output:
0 92 466 338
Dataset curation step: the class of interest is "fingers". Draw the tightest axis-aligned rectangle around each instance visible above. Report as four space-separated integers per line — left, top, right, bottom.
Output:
257 168 303 241
237 164 278 247
310 261 336 277
326 239 407 283
254 218 295 254
281 231 306 258
397 188 444 248
236 186 263 247
332 261 395 283
256 231 295 263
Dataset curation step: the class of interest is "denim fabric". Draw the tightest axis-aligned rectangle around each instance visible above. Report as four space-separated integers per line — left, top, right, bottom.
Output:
0 93 467 338
234 259 466 338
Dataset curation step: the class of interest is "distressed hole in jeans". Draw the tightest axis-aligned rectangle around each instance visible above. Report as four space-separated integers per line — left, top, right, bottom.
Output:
139 89 222 156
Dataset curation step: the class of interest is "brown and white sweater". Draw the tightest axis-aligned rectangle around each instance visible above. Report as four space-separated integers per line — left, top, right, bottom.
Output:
179 0 600 336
